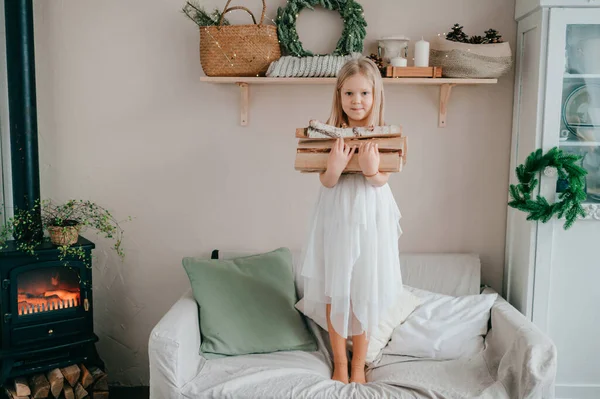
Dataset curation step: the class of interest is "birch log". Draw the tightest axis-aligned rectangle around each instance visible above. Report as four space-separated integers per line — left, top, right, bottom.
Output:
302 120 402 139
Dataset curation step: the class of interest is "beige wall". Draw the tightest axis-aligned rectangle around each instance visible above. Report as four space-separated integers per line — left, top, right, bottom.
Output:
33 0 516 385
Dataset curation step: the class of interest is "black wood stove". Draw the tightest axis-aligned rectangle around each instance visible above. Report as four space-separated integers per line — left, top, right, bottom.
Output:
0 238 103 383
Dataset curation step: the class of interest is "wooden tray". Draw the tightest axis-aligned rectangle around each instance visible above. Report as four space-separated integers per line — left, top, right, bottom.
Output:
385 66 442 78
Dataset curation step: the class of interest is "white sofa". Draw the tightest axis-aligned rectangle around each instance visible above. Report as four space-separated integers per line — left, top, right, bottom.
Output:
149 252 557 399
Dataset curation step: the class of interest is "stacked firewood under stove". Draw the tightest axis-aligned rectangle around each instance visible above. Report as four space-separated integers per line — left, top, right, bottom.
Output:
4 364 108 399
295 120 407 173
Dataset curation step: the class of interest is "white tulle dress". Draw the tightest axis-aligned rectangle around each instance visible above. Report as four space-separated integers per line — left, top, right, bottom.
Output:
299 173 403 339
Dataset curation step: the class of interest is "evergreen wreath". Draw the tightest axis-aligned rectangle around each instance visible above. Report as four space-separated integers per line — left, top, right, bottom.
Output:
276 0 367 57
508 147 588 230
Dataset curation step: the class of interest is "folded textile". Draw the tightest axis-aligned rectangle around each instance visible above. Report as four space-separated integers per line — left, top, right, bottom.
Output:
266 52 362 77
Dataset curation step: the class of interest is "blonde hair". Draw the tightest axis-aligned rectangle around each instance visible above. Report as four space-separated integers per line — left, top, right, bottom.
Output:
327 57 385 127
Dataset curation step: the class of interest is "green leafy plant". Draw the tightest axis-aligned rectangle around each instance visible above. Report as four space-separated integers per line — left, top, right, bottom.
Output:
0 199 129 267
182 1 231 27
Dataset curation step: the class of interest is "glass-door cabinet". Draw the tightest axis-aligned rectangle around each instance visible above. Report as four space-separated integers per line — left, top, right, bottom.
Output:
557 21 600 204
507 4 600 399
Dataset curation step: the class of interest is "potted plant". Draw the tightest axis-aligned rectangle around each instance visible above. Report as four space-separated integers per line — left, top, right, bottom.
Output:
0 199 128 267
430 24 512 78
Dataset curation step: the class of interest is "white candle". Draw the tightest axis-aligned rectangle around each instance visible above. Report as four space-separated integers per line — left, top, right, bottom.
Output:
390 57 407 67
414 37 430 67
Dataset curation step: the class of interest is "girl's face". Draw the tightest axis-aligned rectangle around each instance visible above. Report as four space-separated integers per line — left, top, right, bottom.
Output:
340 73 374 127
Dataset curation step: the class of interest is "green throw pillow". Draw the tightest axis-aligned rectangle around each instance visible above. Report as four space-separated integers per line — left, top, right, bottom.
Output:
182 247 317 358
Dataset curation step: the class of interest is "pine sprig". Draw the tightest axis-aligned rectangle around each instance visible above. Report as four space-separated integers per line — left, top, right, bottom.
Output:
508 147 588 230
445 24 504 44
276 0 367 57
182 1 230 27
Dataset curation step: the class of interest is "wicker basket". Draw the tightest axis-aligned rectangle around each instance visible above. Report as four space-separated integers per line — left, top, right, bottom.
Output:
429 37 512 79
200 0 281 77
48 225 80 246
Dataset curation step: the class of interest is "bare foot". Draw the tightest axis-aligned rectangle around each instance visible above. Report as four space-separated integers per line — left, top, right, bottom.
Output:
332 361 349 384
350 365 366 384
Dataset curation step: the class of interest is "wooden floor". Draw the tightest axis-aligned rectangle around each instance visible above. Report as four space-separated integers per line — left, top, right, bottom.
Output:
0 386 148 399
110 386 149 399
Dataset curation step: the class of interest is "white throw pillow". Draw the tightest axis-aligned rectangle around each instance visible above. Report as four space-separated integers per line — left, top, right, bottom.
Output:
295 288 421 365
384 286 497 360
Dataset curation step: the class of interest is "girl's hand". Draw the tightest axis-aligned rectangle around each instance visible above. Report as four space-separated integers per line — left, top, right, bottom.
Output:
358 141 380 176
326 138 355 176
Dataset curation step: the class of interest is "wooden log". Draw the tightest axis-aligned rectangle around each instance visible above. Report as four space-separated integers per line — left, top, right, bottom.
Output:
297 136 405 153
73 383 87 399
60 365 81 387
46 368 65 398
14 377 31 397
294 151 402 173
79 364 94 389
88 367 108 392
92 392 109 399
306 120 402 139
5 387 30 399
74 383 87 399
296 123 402 140
296 127 403 140
28 374 51 399
63 384 75 399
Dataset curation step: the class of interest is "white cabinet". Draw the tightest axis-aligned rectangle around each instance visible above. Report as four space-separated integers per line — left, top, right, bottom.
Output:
507 5 600 399
516 0 600 20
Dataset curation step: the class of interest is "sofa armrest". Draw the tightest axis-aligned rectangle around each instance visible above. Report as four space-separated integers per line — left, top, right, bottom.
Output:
482 288 557 399
149 289 206 399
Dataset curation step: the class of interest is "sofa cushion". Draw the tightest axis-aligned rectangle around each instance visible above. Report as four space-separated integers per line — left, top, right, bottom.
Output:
399 253 481 296
182 247 317 358
385 286 497 360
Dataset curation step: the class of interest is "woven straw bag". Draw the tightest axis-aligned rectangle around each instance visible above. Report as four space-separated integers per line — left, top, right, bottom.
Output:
199 0 280 77
430 37 512 78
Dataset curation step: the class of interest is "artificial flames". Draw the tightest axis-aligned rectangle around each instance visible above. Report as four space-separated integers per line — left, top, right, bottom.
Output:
17 268 81 316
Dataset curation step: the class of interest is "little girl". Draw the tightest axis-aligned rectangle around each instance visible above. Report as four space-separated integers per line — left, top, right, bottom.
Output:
299 57 403 384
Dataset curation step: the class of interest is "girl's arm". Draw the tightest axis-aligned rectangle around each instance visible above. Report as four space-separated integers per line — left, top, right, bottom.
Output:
320 138 356 188
358 141 390 187
365 171 390 187
320 169 341 188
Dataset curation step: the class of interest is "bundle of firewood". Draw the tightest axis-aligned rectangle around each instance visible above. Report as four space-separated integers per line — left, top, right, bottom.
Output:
5 364 108 399
294 120 406 173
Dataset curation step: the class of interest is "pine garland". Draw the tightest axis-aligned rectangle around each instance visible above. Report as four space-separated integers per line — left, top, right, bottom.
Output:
276 0 367 57
508 147 588 230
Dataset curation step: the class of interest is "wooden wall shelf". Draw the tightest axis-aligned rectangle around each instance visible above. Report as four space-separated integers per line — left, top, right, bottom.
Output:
200 76 498 127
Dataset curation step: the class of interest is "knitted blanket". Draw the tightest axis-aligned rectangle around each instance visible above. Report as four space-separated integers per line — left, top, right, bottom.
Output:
266 53 361 78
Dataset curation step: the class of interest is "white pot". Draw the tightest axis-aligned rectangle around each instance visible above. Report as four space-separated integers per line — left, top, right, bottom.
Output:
430 37 512 78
